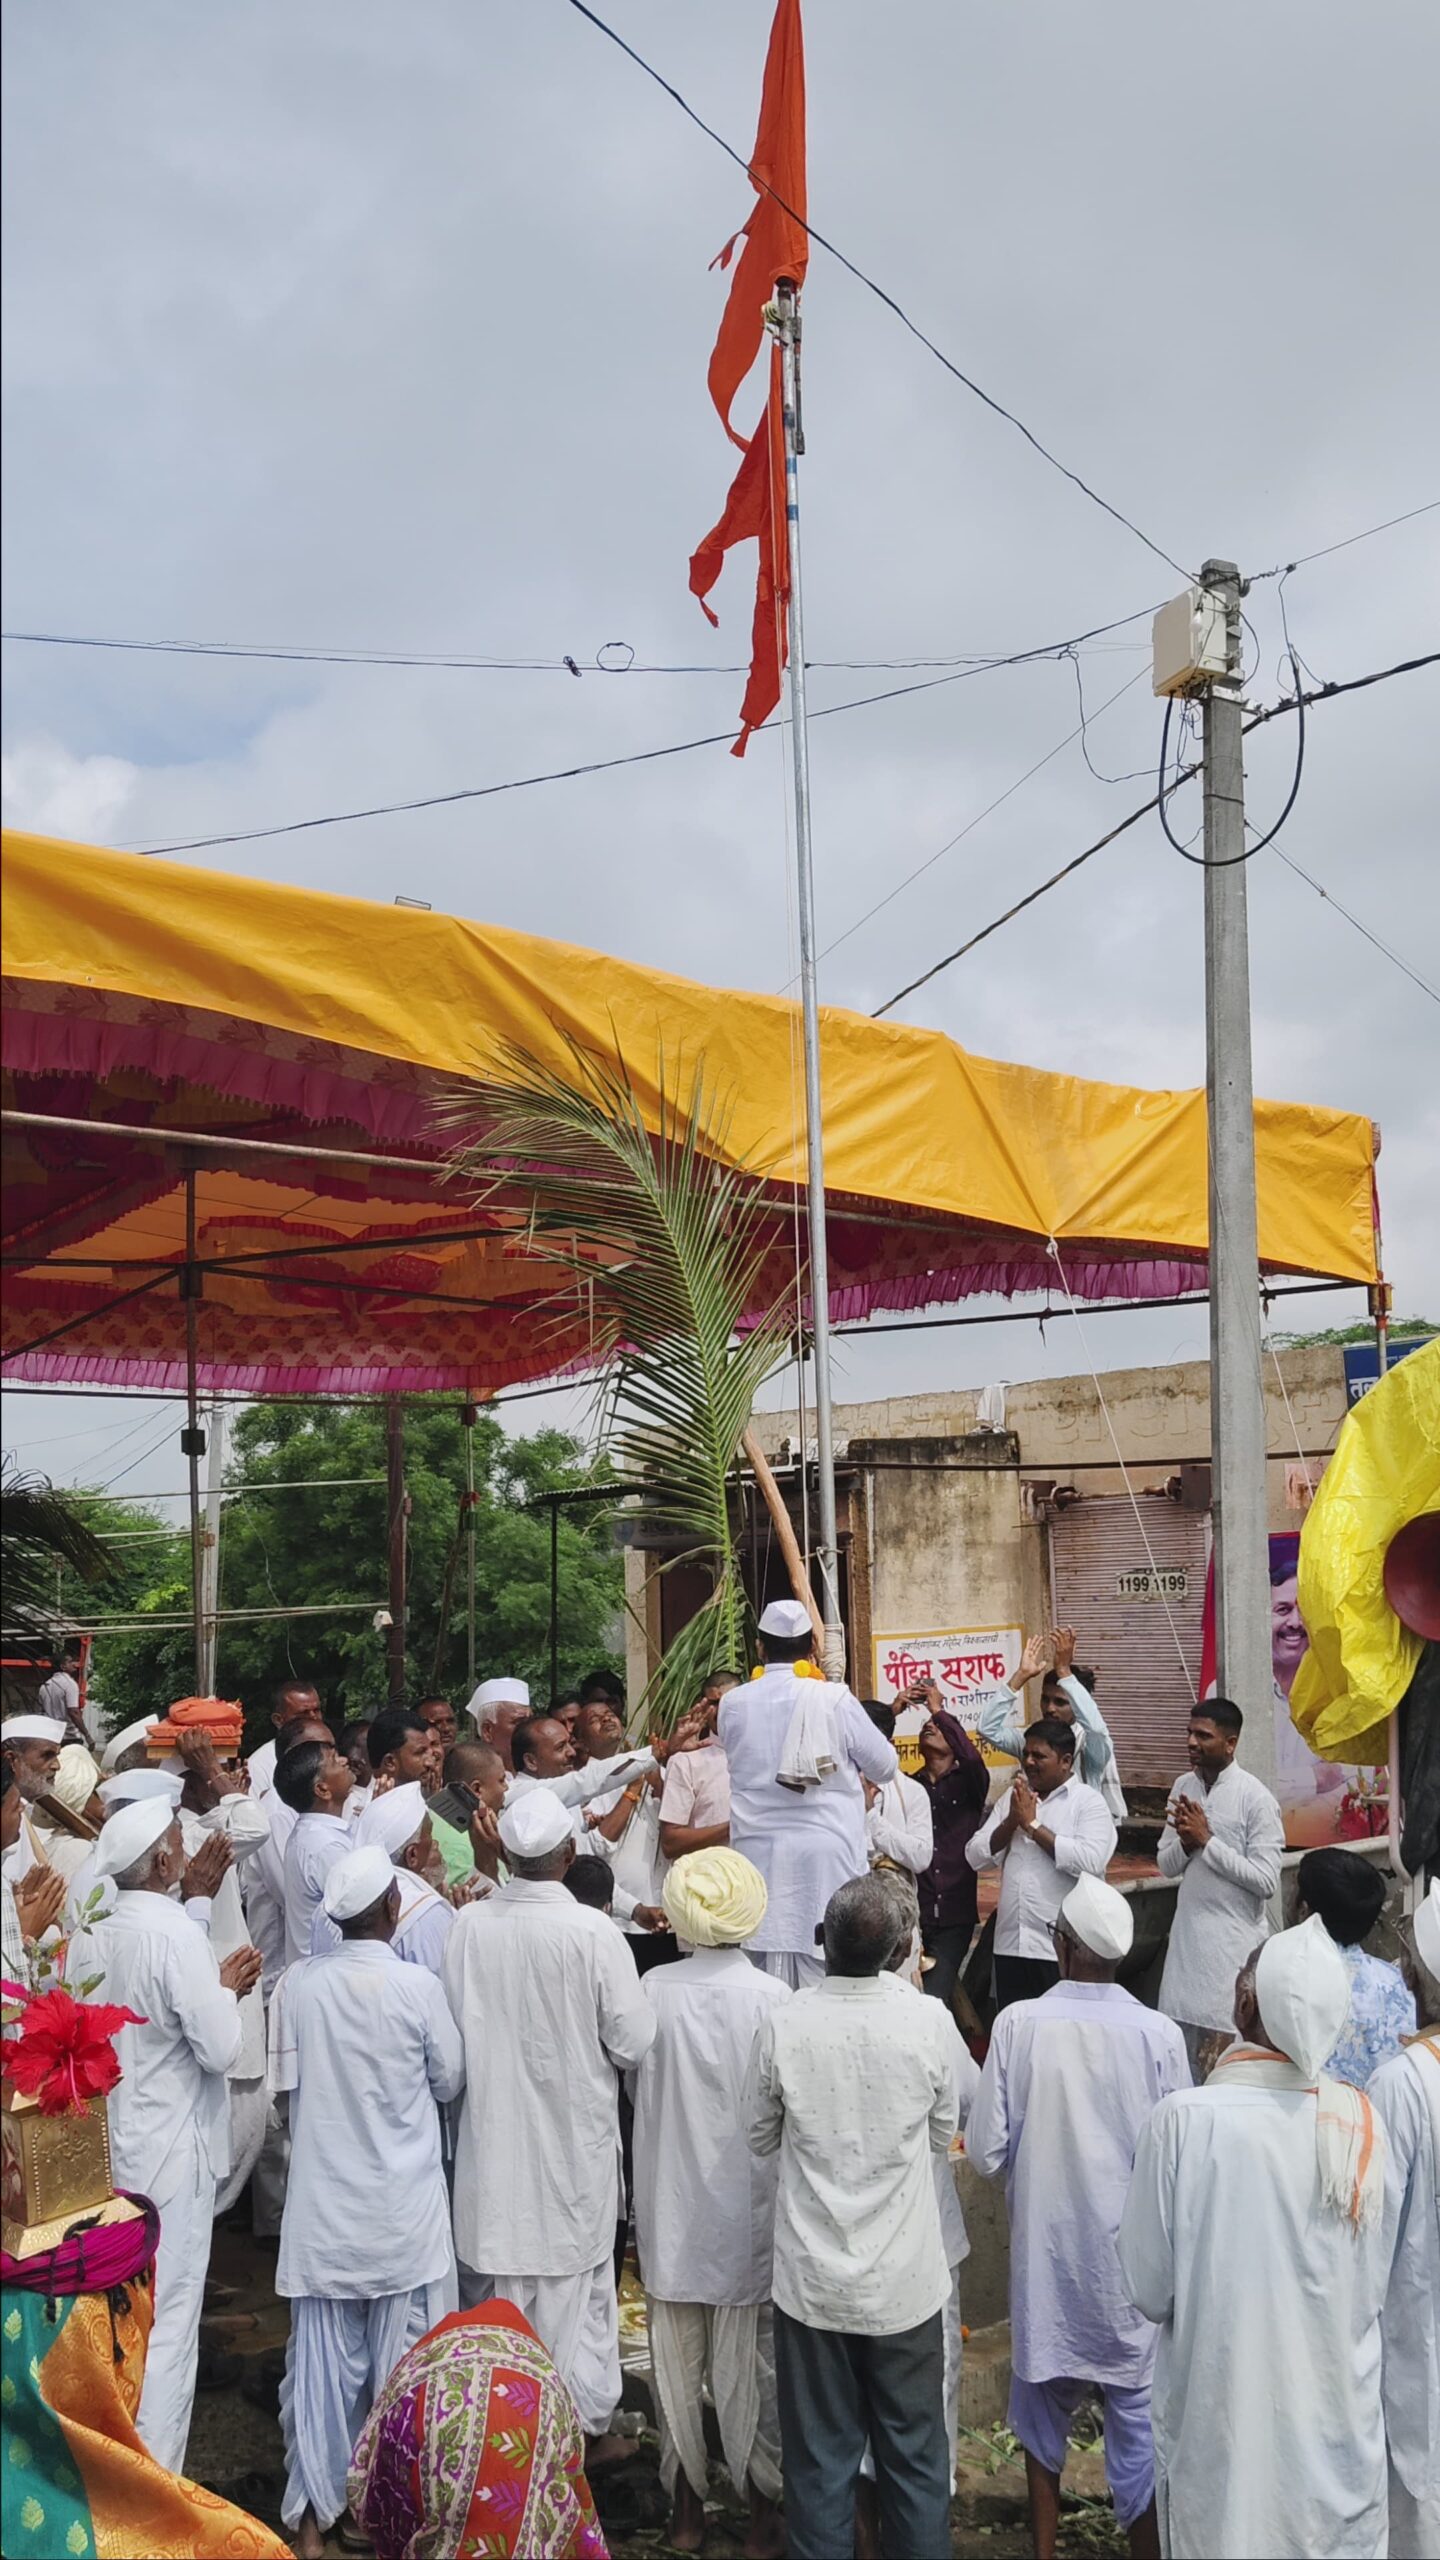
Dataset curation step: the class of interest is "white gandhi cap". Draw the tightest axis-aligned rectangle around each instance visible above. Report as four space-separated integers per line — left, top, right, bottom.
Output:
98 1768 184 1810
322 1844 396 1923
1059 1872 1134 1960
758 1599 814 1641
497 1789 573 1861
93 1794 177 1880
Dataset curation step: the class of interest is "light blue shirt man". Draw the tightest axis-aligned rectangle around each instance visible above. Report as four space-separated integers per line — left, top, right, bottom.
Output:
975 1634 1125 1815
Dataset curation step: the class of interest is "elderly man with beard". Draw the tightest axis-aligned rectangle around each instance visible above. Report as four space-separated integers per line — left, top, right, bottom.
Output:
0 1714 63 1879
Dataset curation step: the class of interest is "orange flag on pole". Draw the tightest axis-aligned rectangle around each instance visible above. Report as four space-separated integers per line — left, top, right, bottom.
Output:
688 0 807 756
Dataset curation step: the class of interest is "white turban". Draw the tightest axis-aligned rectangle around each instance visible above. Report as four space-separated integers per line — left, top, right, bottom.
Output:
50 1745 102 1817
101 1716 155 1772
468 1677 530 1726
99 1768 184 1811
1 1715 64 1746
497 1790 572 1862
1255 1914 1350 2079
356 1782 428 1861
323 1845 395 1924
758 1598 813 1641
1413 1878 1440 1985
1061 1873 1133 1961
663 1847 767 1946
93 1795 176 1882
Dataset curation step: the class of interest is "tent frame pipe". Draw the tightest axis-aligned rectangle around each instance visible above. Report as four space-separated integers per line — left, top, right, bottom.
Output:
181 1166 206 1691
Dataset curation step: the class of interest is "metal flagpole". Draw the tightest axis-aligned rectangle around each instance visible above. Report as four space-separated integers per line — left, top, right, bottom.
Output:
199 1398 227 1694
775 277 844 1676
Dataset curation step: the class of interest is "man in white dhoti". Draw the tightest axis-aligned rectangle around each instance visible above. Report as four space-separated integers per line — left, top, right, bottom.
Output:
1118 1914 1392 2559
632 1848 788 2560
968 1873 1187 2558
1155 1698 1285 2079
269 1843 465 2560
719 1599 897 1991
1368 1879 1440 2560
312 1780 455 1973
70 1796 263 2471
277 1732 356 1963
442 1788 657 2461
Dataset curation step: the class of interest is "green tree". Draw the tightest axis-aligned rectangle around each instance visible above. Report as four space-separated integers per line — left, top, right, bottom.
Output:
78 1404 621 1752
1270 1316 1436 1349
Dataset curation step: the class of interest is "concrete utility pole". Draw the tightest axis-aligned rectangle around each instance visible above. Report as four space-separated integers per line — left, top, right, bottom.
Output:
1200 558 1277 1789
198 1399 227 1696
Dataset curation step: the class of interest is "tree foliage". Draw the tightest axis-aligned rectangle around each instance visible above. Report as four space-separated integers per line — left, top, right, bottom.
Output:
68 1404 621 1753
1270 1316 1436 1349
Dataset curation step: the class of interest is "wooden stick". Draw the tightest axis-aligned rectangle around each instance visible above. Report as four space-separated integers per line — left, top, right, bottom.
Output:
741 1427 825 1651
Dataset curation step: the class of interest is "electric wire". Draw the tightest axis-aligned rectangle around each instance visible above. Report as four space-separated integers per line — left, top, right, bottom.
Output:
1249 497 1440 581
126 605 1167 856
1157 650 1306 868
874 649 1440 1016
562 0 1189 579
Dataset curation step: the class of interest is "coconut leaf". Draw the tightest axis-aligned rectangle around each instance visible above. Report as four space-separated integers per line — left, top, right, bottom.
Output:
1 1460 114 1639
441 1040 799 1722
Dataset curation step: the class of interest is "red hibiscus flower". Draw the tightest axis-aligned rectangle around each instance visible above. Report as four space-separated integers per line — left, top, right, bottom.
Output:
1 1985 146 2117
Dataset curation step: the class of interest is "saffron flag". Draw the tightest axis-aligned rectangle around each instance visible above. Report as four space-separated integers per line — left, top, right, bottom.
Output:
689 0 807 756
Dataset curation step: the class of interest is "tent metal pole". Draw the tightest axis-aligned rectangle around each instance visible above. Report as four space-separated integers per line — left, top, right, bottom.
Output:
180 1166 206 1691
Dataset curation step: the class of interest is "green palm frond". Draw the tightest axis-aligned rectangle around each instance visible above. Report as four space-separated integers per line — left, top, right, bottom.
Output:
441 1039 798 1721
1 1460 113 1638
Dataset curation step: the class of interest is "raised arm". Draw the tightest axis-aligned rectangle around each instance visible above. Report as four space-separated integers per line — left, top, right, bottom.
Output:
974 1687 1026 1764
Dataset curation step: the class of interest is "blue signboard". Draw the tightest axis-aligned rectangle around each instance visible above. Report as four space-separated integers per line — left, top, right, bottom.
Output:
1342 1336 1434 1403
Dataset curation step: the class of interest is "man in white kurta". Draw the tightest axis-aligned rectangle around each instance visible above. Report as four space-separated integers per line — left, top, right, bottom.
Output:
269 1844 465 2559
719 1601 897 1990
861 1701 934 1878
309 1782 457 1974
1117 1914 1392 2559
277 1733 356 1962
1155 1699 1284 2078
442 1788 657 2448
966 1720 1117 2008
631 1848 790 2554
1367 1880 1440 2560
968 1874 1188 2556
172 1738 271 2213
70 1799 260 2472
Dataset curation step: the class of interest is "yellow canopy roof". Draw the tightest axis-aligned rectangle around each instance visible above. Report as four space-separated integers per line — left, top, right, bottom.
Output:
0 826 1378 1395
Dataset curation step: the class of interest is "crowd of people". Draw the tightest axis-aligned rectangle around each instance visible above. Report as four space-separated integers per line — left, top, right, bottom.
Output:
1 1594 1436 2560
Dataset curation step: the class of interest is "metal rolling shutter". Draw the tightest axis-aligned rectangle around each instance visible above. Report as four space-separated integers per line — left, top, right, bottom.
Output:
1049 1497 1210 1787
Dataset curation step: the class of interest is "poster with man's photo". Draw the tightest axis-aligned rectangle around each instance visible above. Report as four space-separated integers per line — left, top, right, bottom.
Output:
1199 1529 1385 1847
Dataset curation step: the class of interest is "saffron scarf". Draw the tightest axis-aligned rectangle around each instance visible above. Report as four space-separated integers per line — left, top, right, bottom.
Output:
1213 2045 1384 2230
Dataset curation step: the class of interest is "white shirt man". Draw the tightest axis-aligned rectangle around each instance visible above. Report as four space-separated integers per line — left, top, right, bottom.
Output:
175 1777 269 2214
745 1872 964 2560
269 1845 466 2552
968 1873 1189 2548
277 1737 356 1964
442 1790 657 2444
309 1784 456 1975
1118 1915 1392 2560
69 1799 257 2473
966 1721 1117 2007
631 1849 790 2549
1367 1881 1440 2560
719 1602 897 1990
865 1768 934 1877
1156 1702 1285 2071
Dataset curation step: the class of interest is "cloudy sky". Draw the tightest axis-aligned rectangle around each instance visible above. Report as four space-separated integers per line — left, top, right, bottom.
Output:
4 0 1437 1509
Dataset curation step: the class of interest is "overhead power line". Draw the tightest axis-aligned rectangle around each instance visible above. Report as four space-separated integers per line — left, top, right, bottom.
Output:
562 0 1189 579
127 603 1164 857
873 649 1440 1017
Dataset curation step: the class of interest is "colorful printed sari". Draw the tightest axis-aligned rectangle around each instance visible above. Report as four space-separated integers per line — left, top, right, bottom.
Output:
348 2298 608 2560
2 2200 288 2560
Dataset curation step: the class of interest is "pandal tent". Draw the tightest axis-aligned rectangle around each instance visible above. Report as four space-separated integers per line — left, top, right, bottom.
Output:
1 827 1378 1396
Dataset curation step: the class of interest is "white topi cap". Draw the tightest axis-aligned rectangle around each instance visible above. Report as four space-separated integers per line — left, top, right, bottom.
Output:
497 1789 573 1861
322 1844 396 1924
1412 1878 1440 1984
98 1768 184 1811
1255 1914 1350 2079
1 1716 64 1745
758 1599 814 1642
93 1794 177 1881
1060 1872 1134 1961
356 1782 428 1860
100 1716 155 1772
467 1677 530 1724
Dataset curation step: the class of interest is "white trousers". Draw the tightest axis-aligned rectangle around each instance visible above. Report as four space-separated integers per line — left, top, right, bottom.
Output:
137 2135 218 2473
281 2275 456 2530
214 2076 267 2218
859 2269 962 2491
1388 2460 1440 2560
750 1950 824 1992
649 2297 782 2503
458 2260 620 2437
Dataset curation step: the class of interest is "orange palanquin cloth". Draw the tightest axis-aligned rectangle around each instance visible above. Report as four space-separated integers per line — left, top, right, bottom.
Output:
144 1697 245 1755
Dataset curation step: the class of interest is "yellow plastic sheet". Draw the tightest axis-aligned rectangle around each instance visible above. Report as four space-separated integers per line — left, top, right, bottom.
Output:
1291 1340 1440 1763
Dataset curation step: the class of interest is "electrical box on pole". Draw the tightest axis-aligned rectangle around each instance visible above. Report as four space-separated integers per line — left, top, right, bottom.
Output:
1152 586 1232 698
